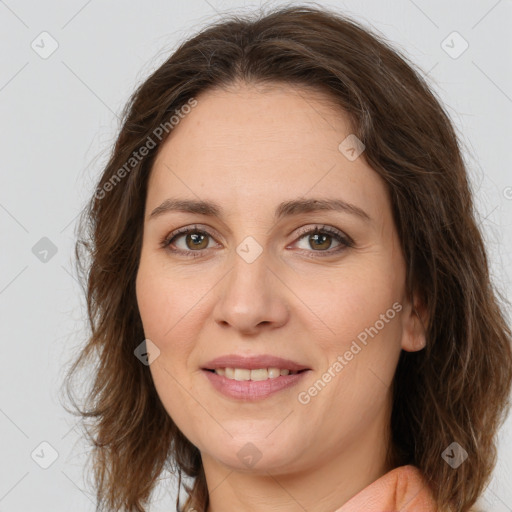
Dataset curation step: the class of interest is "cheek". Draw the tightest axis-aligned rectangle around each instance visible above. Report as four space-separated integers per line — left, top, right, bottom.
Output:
135 262 197 405
136 263 206 438
135 253 207 346
291 259 403 350
291 257 404 409
135 254 216 395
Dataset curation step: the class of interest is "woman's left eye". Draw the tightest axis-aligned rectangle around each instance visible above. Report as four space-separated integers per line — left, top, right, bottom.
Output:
292 226 353 256
160 224 353 258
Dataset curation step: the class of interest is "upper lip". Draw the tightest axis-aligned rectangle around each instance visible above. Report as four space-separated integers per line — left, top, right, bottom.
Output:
202 354 310 372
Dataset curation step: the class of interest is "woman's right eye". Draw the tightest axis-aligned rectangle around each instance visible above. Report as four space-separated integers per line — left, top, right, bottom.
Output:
160 226 219 257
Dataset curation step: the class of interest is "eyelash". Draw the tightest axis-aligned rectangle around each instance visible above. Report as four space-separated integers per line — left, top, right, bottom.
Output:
159 224 354 259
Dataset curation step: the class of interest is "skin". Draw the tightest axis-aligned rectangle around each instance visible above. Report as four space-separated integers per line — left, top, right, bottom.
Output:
135 81 428 512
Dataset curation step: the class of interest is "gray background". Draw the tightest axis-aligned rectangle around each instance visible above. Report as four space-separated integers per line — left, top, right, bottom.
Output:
1 0 511 510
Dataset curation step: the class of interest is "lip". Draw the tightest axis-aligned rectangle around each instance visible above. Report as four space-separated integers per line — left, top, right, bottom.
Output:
202 354 311 372
202 369 311 400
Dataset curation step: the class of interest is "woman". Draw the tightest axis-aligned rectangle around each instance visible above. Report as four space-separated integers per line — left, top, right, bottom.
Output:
64 5 512 512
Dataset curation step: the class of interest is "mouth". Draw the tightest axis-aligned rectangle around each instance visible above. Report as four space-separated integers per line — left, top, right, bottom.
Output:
201 367 311 401
203 367 309 381
201 354 311 399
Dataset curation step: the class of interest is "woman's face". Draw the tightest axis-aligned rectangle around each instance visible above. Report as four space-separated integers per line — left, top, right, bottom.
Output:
136 81 426 477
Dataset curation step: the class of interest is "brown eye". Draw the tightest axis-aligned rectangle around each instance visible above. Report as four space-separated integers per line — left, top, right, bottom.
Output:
184 232 209 250
308 232 333 250
292 225 353 257
162 227 216 255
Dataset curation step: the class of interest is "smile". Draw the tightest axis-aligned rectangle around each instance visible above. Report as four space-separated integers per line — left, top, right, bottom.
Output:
207 367 304 380
202 368 310 400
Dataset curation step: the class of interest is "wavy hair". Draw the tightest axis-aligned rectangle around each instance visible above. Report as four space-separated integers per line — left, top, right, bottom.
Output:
63 4 512 511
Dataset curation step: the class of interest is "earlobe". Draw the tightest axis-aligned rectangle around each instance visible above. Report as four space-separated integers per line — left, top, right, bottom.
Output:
401 294 429 352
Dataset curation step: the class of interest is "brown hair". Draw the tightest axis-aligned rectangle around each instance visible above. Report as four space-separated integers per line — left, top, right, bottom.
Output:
63 4 512 511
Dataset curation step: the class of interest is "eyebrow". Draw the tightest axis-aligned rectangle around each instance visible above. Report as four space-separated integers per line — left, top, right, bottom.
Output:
148 197 371 222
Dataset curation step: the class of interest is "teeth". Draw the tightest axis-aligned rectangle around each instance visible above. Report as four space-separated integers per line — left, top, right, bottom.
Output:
250 368 269 381
213 367 298 380
234 368 250 381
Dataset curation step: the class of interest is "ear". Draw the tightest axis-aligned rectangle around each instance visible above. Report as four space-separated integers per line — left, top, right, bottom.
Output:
400 291 429 352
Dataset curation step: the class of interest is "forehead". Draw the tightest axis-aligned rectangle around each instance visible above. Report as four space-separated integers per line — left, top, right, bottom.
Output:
147 82 389 223
160 81 354 155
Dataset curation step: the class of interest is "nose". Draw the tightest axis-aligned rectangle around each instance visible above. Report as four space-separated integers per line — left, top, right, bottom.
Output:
212 248 290 335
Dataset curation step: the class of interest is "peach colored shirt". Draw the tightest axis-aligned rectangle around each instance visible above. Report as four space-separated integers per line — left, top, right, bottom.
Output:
335 465 440 512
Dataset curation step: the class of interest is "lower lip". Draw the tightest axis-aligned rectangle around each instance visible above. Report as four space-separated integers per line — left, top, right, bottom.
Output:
202 369 310 400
